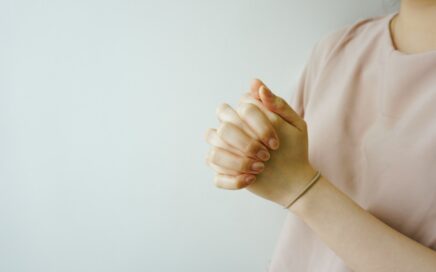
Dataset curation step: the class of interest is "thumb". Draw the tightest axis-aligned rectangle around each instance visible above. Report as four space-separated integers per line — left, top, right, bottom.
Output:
259 85 306 131
249 78 265 100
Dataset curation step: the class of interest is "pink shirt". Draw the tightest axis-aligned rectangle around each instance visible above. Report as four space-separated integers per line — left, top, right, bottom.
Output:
268 11 436 271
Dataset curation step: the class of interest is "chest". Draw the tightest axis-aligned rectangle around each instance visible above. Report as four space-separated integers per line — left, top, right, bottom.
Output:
303 60 436 244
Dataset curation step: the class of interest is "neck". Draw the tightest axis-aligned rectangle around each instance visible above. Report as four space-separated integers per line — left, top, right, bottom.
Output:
390 0 436 53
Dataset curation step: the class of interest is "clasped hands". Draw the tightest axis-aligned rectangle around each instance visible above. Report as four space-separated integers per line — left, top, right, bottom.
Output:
204 79 317 208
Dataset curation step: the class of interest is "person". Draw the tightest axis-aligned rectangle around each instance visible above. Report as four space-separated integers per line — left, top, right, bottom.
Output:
204 0 436 271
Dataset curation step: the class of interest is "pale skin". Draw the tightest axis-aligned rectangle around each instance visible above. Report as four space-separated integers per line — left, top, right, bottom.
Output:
390 0 436 54
204 1 436 271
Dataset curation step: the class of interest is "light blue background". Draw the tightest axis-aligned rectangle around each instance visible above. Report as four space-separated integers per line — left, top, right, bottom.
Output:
0 1 396 271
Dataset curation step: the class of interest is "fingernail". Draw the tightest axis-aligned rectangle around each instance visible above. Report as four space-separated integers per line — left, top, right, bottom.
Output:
256 150 270 161
269 138 279 150
251 161 264 171
245 175 256 184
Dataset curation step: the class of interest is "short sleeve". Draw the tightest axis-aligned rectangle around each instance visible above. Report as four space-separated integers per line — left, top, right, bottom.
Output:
287 42 319 120
287 25 351 119
288 63 309 119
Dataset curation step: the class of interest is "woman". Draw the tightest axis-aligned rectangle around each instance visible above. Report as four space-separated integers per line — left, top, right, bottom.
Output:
204 1 436 271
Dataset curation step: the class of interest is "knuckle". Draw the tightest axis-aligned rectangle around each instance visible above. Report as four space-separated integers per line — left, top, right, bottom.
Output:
260 130 272 142
270 114 283 127
269 99 284 113
208 147 219 163
215 103 225 115
244 140 257 154
217 122 231 137
239 103 255 117
213 176 222 188
204 128 215 142
240 93 256 104
238 93 249 104
240 157 252 172
215 103 228 116
276 98 286 109
235 179 246 189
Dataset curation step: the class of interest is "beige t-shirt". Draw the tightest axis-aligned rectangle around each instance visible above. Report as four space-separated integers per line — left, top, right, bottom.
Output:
268 11 436 271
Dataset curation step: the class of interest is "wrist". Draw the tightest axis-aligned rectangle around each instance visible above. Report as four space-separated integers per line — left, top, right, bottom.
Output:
278 165 317 207
287 172 331 217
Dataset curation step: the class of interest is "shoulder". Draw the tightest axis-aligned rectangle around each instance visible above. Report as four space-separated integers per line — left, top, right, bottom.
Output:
309 14 390 71
290 14 392 114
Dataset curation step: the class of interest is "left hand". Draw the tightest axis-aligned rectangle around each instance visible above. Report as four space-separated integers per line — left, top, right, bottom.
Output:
205 79 317 207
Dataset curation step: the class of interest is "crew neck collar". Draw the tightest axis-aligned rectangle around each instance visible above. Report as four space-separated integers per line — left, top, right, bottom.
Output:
384 10 436 57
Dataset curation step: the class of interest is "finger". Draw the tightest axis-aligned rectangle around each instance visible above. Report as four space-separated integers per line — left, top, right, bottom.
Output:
204 128 245 157
205 158 241 175
249 78 264 100
239 93 282 125
215 103 258 140
213 173 256 190
237 103 280 150
259 85 306 131
208 146 265 174
217 122 270 161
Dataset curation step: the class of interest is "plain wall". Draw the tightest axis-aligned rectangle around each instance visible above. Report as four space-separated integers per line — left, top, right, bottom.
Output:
0 1 398 271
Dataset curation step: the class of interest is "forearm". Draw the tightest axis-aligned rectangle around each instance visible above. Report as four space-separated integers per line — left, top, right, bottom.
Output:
289 175 436 272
